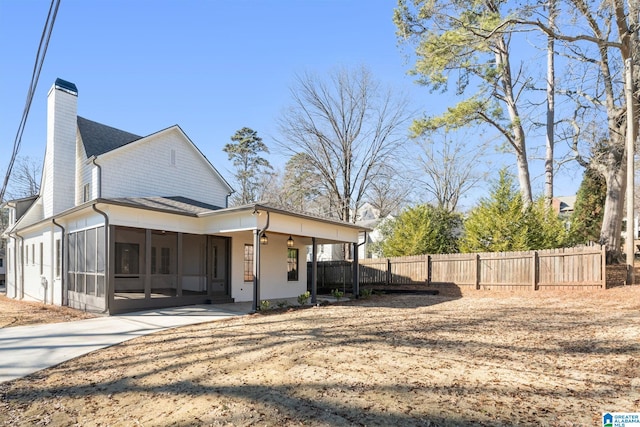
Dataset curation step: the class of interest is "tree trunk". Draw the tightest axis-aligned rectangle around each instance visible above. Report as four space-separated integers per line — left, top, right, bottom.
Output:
513 129 533 206
495 36 533 206
598 137 626 262
544 0 556 208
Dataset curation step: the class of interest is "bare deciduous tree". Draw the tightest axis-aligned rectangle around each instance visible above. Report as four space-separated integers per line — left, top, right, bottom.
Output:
365 169 411 218
276 66 412 224
6 156 41 200
414 130 486 213
257 154 331 215
544 0 557 208
512 0 639 257
280 153 330 215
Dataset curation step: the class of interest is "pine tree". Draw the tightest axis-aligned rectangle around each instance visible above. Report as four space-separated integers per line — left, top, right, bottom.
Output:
223 128 272 205
526 199 568 249
377 204 461 257
568 168 606 245
460 170 529 252
461 169 569 252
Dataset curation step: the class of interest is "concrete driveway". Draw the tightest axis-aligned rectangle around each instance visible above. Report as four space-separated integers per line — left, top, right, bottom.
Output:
0 303 251 383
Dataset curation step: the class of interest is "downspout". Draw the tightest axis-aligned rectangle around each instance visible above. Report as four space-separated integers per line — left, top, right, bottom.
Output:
91 157 102 198
8 233 18 299
92 203 110 314
357 231 368 250
15 231 24 300
52 218 65 306
252 209 269 313
225 191 233 208
91 157 110 313
352 231 368 300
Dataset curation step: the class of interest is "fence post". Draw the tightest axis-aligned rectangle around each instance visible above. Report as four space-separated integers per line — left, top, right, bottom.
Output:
386 258 391 285
475 254 480 290
427 255 431 286
532 251 538 291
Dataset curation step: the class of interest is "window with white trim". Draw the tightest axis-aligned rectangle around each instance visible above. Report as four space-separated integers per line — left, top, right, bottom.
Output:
287 248 299 281
244 244 253 282
83 183 91 202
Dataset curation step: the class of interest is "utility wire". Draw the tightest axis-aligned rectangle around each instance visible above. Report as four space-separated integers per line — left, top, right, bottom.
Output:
0 0 61 203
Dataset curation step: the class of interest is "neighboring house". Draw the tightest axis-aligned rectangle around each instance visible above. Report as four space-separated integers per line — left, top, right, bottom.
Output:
356 202 394 259
1 79 367 314
552 195 577 234
622 215 640 250
307 202 391 261
555 195 640 249
552 196 576 219
1 195 37 290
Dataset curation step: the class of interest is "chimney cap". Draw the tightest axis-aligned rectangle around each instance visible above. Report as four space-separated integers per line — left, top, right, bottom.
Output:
54 78 78 95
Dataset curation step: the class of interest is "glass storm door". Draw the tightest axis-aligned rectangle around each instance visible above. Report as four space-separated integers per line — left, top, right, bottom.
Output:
209 237 229 295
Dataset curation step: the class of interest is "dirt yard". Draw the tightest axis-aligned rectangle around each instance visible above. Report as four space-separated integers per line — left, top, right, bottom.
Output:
1 286 640 426
0 295 94 328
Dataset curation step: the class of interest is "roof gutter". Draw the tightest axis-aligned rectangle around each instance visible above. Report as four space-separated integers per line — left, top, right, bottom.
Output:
10 196 205 236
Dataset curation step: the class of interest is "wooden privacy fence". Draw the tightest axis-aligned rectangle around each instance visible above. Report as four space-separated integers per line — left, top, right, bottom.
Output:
308 245 606 292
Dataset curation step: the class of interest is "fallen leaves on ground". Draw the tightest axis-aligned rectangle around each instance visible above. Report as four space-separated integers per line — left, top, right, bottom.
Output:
2 286 640 426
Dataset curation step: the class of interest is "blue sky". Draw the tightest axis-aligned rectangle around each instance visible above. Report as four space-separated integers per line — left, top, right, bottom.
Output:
0 0 581 208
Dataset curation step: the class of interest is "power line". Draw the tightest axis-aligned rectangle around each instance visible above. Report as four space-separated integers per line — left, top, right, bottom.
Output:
0 0 61 203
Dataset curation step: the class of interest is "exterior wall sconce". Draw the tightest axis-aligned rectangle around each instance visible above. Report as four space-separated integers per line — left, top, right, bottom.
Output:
287 235 294 248
260 232 268 245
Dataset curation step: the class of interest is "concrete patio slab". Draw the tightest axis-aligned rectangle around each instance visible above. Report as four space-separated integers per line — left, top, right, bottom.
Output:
0 303 251 384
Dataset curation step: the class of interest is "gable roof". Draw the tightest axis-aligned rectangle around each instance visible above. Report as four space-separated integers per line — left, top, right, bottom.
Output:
77 116 142 158
554 195 577 213
78 118 233 194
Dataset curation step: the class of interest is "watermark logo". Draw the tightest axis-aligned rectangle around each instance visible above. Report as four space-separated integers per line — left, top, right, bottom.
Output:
603 413 640 427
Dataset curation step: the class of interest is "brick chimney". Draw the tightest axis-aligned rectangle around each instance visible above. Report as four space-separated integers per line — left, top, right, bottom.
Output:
42 79 78 217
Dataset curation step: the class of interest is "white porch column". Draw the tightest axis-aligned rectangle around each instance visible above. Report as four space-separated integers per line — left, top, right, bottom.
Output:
352 242 359 298
311 237 317 304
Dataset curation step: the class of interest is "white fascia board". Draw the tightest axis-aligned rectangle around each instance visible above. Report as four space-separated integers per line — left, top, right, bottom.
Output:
267 211 361 243
200 205 366 243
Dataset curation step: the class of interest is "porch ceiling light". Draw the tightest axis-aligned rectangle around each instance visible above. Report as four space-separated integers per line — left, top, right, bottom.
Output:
260 232 268 245
287 235 294 248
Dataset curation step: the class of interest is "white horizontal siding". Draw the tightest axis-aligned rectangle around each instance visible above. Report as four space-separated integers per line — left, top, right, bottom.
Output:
99 128 230 207
76 136 94 204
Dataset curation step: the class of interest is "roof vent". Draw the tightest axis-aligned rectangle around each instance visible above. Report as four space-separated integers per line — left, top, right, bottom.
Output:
54 78 78 95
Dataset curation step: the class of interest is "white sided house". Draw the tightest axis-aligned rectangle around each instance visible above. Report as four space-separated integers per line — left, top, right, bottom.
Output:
2 79 367 314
